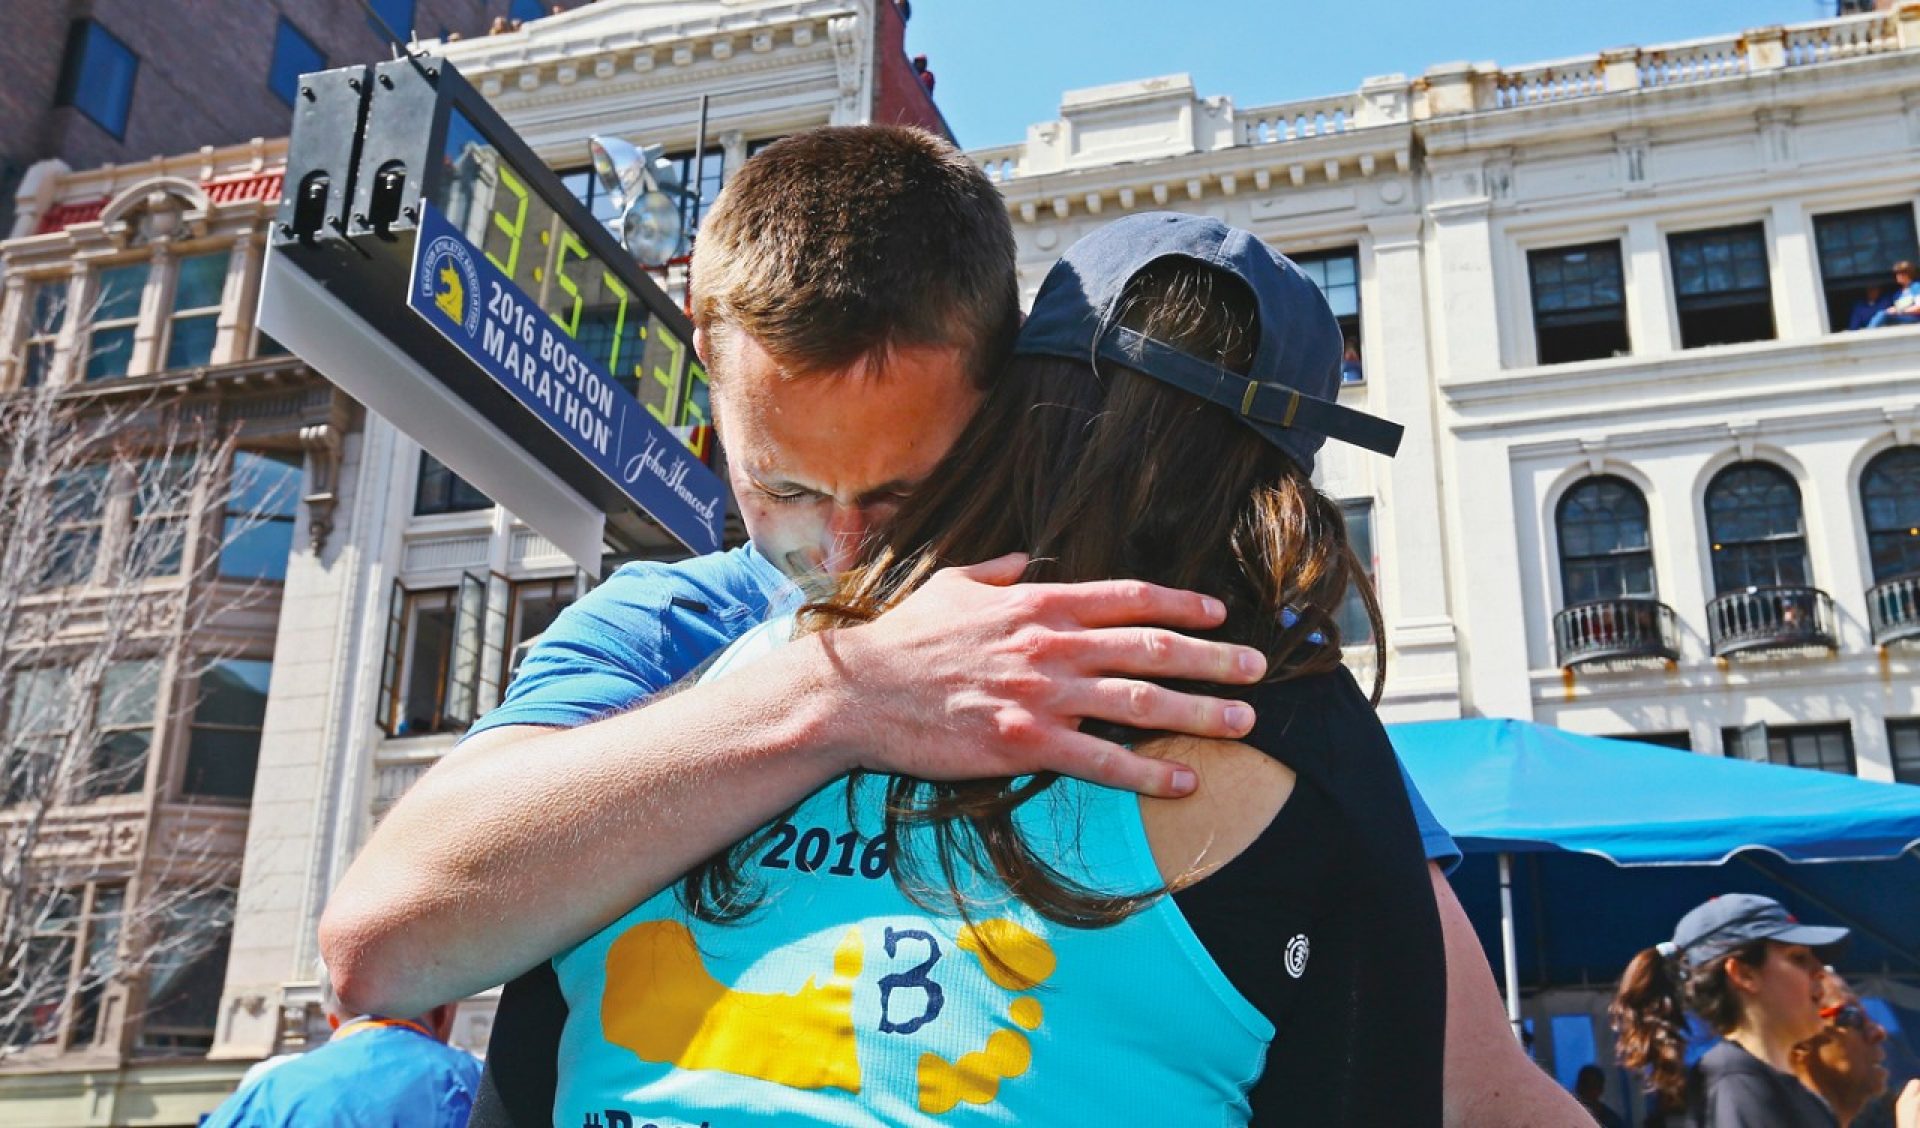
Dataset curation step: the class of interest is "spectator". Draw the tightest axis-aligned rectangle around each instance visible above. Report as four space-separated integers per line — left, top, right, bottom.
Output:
1611 893 1848 1127
912 53 935 94
1575 1064 1625 1128
1790 972 1920 1128
1341 338 1363 384
203 963 478 1128
896 0 912 21
1867 262 1920 328
1849 284 1893 331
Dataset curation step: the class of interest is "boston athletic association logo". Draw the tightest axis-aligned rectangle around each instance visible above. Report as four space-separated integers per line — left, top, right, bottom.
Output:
420 234 482 338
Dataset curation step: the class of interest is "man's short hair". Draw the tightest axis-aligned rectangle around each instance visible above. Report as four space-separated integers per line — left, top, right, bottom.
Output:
1894 260 1916 276
689 125 1017 387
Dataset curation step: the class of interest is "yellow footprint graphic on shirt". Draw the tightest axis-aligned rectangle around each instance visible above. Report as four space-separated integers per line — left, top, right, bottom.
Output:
918 918 1058 1115
601 919 864 1093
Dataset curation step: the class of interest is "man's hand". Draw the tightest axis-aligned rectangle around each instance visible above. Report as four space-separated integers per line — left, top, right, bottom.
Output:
822 553 1267 798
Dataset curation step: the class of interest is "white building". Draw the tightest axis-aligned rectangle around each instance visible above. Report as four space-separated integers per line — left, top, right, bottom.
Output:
970 5 1920 1099
6 0 1916 1122
975 7 1920 777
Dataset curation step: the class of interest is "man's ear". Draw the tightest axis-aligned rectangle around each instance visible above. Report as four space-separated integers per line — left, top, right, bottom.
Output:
693 325 712 366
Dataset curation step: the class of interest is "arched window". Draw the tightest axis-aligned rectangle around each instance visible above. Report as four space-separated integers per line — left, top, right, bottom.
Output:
1862 447 1920 584
1556 477 1655 604
1705 463 1809 593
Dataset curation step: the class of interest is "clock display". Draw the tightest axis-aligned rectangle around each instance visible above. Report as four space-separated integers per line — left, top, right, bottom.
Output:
434 108 710 454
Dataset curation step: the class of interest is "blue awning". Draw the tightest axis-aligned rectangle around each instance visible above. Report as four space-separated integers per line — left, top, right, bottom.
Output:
1390 718 1920 866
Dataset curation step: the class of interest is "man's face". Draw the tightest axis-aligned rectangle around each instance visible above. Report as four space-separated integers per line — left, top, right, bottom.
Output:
1796 980 1889 1111
703 329 982 577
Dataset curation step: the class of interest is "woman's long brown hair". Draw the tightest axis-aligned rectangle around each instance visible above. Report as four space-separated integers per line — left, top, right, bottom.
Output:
681 259 1386 928
1610 940 1769 1110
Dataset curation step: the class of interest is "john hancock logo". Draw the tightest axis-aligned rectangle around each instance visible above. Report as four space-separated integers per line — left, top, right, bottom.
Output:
420 234 481 338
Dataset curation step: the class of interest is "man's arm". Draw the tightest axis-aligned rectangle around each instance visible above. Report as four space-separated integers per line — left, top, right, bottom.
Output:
321 555 1268 1016
1432 863 1591 1127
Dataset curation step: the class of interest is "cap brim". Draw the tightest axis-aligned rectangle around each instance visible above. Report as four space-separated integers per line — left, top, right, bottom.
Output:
1769 923 1851 953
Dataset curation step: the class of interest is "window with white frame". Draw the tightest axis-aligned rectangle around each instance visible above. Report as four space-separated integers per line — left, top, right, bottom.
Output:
2 660 158 806
379 575 487 737
1860 446 1920 586
1890 719 1920 787
1705 462 1810 593
83 262 148 381
182 658 272 800
1669 224 1775 349
1556 476 1656 605
503 576 579 688
1292 248 1364 383
0 882 124 1051
1814 204 1919 332
128 456 196 580
1723 722 1855 775
35 465 109 591
162 251 229 371
21 279 65 388
219 451 302 582
135 888 233 1053
1529 241 1630 364
1335 500 1377 645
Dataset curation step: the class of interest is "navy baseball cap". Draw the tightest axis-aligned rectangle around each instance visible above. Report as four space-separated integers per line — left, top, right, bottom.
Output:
1663 894 1849 969
1013 212 1403 476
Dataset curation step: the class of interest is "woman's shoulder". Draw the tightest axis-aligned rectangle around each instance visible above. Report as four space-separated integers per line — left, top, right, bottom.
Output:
1135 735 1299 886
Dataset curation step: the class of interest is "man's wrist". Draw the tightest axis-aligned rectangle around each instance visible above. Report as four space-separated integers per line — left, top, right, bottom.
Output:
777 628 873 778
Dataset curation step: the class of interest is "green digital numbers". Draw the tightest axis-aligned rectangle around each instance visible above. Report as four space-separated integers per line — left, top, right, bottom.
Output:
486 164 530 279
649 328 683 426
599 271 630 374
551 229 588 337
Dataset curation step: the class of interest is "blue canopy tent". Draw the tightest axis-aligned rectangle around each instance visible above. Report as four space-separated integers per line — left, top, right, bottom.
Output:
1390 719 1920 1036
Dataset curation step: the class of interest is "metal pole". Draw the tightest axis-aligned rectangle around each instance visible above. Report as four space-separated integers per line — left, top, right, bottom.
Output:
687 95 711 236
1499 852 1524 1043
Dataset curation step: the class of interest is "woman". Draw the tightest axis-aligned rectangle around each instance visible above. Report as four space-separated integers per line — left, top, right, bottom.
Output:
1612 893 1850 1127
547 213 1445 1125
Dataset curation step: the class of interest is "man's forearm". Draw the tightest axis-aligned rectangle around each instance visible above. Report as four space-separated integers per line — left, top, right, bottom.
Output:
320 633 858 1017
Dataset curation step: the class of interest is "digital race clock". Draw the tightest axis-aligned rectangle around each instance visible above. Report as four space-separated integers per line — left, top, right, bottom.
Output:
265 55 724 560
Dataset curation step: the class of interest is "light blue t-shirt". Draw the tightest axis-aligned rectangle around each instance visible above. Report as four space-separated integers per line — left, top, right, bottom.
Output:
551 619 1275 1125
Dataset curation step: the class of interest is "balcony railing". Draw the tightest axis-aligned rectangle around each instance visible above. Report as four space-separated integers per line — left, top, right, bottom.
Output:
1868 574 1920 646
1553 598 1681 668
1706 586 1838 657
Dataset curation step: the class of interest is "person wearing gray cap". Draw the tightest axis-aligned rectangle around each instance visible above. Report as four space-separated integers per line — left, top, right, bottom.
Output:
1612 893 1850 1127
521 212 1453 1126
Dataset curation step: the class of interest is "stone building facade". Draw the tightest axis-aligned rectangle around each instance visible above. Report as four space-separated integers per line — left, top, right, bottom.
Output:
970 3 1920 1092
974 5 1920 772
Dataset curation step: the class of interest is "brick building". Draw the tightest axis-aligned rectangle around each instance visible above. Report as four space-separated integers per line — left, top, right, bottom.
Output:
0 0 523 234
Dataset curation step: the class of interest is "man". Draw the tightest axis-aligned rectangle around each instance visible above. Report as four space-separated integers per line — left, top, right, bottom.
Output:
1791 973 1898 1128
321 125 1585 1125
1574 1064 1625 1128
204 964 478 1127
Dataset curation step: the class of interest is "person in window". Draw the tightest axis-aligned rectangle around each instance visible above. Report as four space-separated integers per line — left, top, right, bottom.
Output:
1847 284 1893 331
1866 262 1920 328
1341 337 1363 384
1612 893 1849 1127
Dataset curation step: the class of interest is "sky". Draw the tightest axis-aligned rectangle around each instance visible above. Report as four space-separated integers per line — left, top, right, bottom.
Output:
902 0 1834 149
